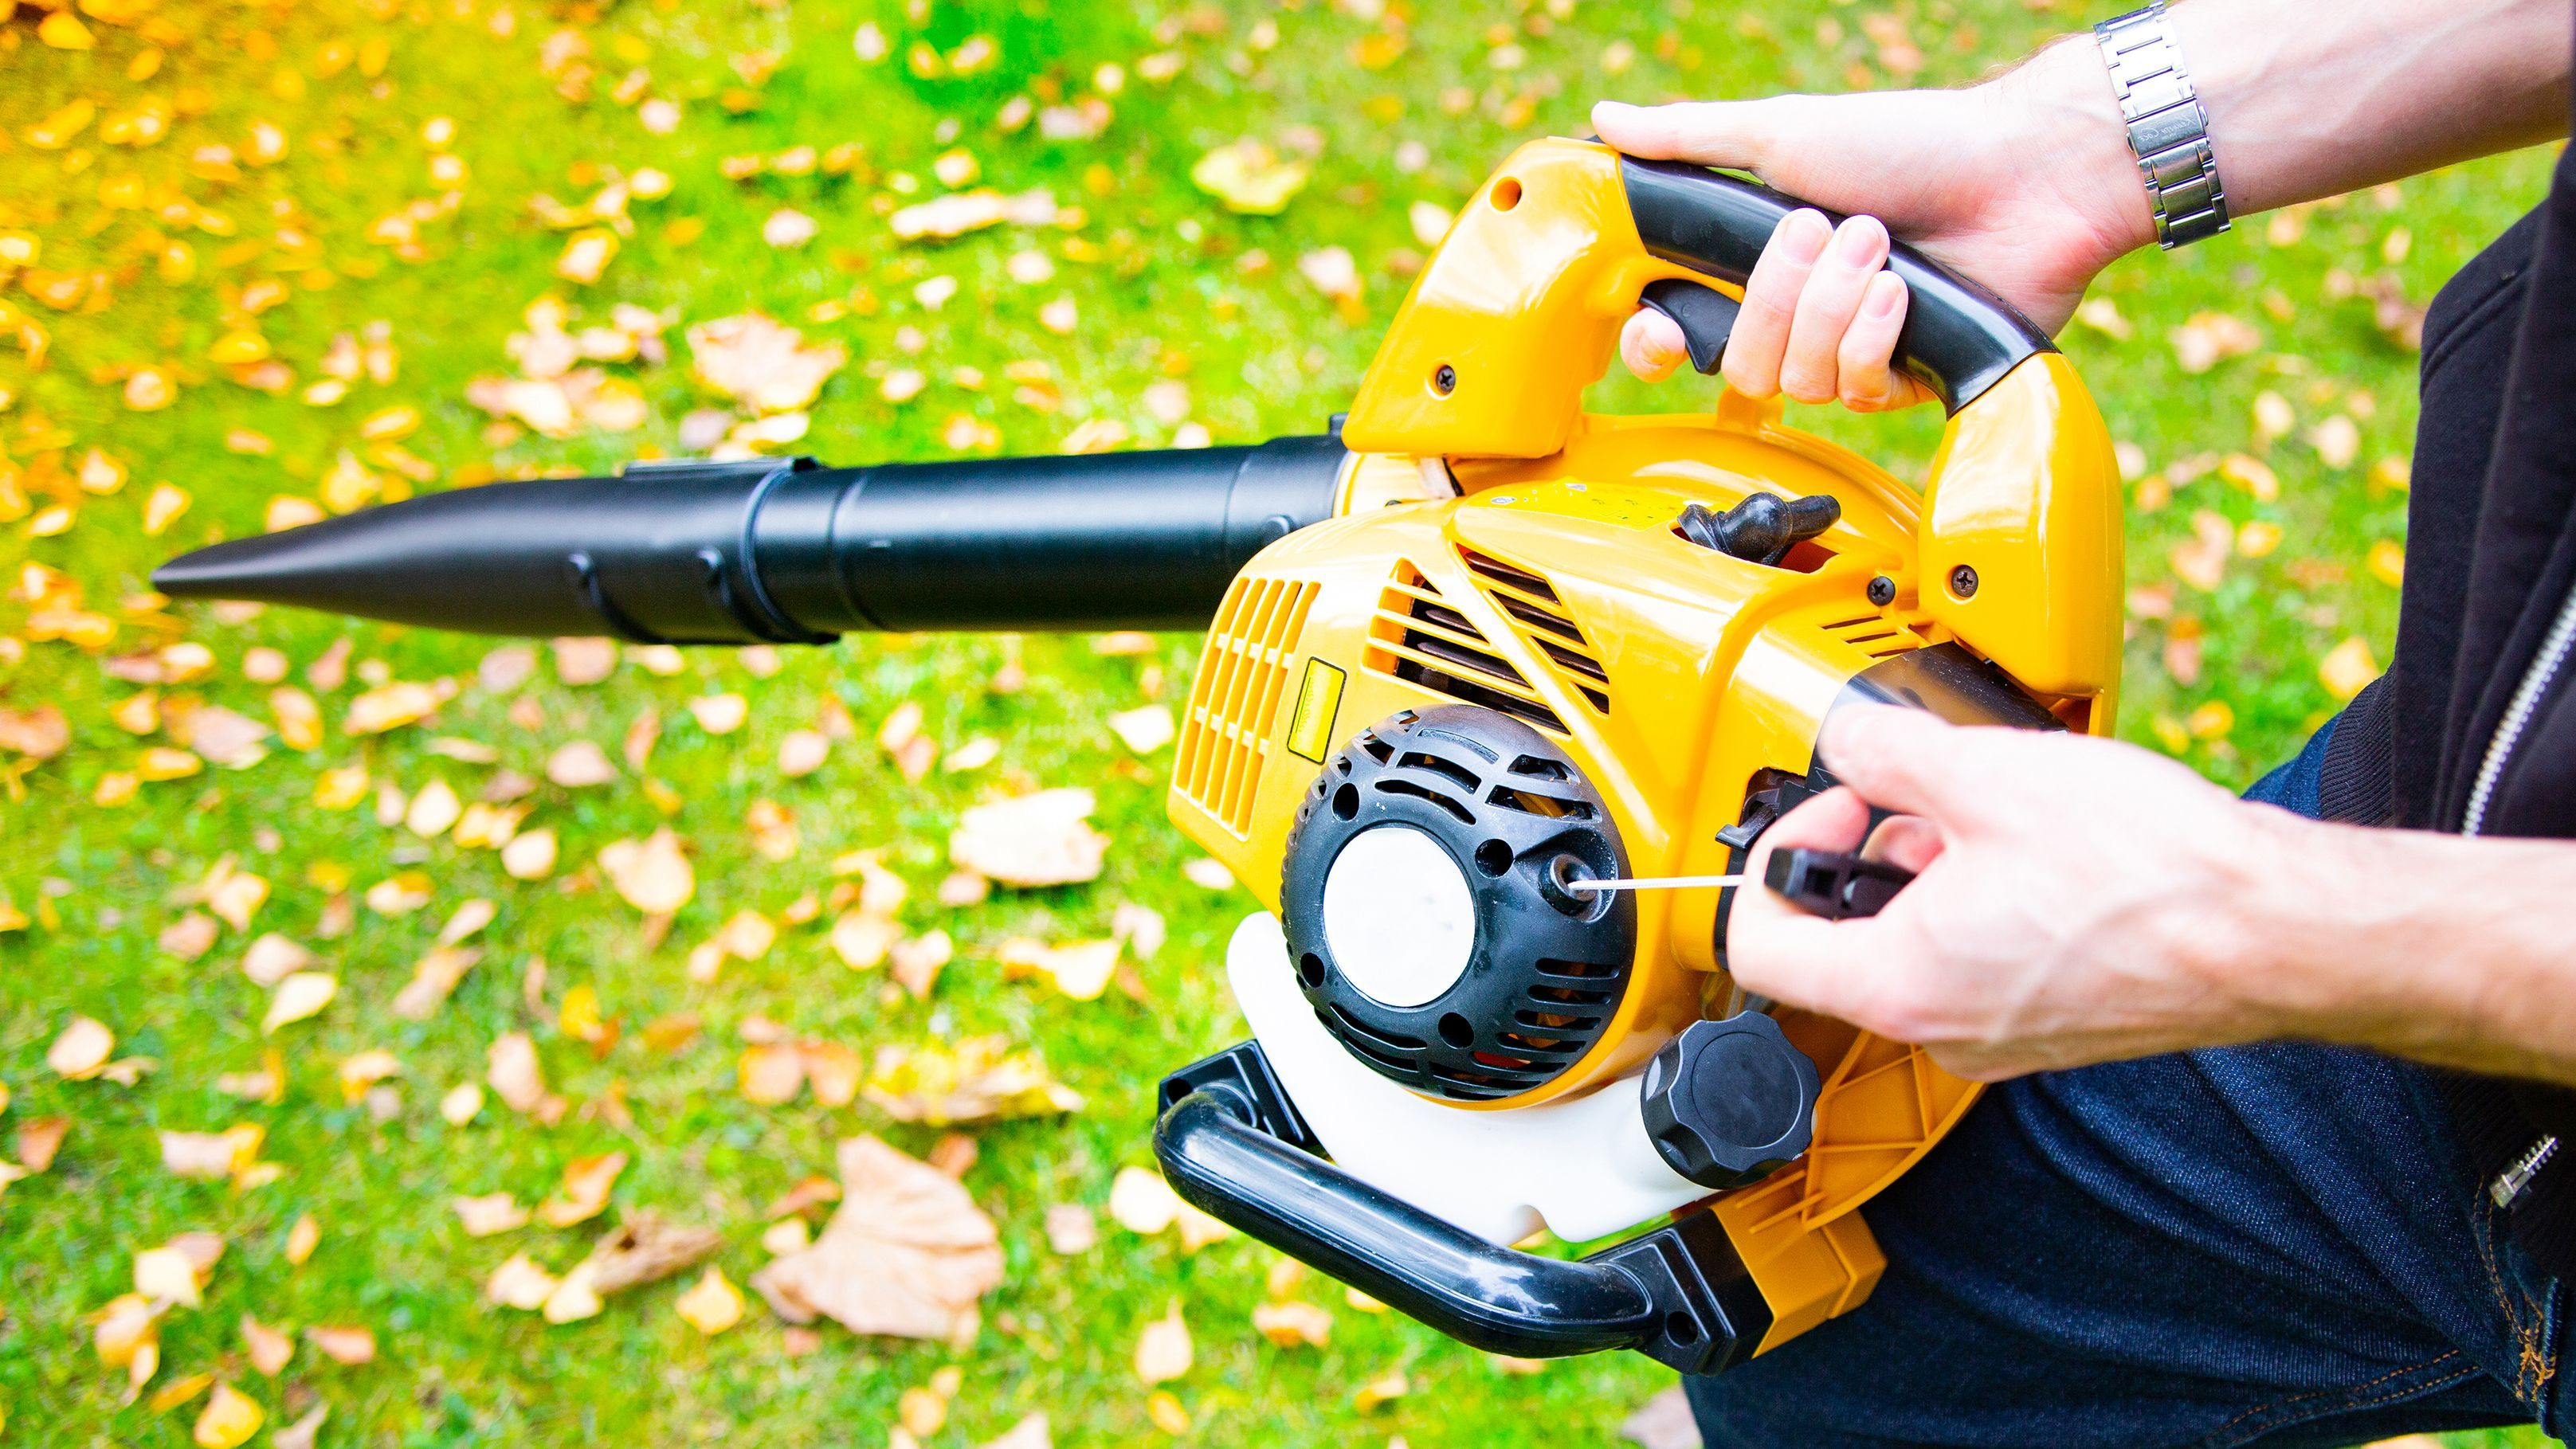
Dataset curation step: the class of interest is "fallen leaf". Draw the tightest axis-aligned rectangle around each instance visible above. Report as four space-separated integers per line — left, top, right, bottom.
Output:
272 1406 329 1449
2320 636 2382 701
864 1037 1083 1125
2169 311 2260 374
538 1151 629 1227
392 946 481 1020
1043 1204 1097 1255
262 972 339 1033
285 1215 320 1264
980 1415 1052 1449
1106 705 1175 754
998 937 1121 1001
948 789 1108 887
890 930 954 999
675 1266 746 1334
1253 1298 1332 1348
747 1135 1005 1340
1620 1385 1700 1449
1181 857 1236 891
240 934 312 988
1110 1166 1185 1235
1192 140 1310 214
441 1083 487 1125
240 1314 293 1377
49 1016 115 1079
304 1324 375 1365
454 1192 531 1236
0 705 71 759
502 828 560 880
485 1252 559 1310
488 1032 548 1113
192 1383 263 1449
546 740 617 786
688 313 847 414
18 1116 69 1172
1135 1300 1193 1384
135 1243 206 1306
1355 1366 1410 1411
739 1040 807 1103
599 829 695 914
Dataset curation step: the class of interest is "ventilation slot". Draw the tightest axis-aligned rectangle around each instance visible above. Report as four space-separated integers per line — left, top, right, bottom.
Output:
1820 611 1928 660
1174 576 1320 838
1363 562 1569 734
1458 548 1612 716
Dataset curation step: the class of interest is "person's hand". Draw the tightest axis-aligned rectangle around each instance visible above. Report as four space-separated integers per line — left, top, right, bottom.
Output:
1726 707 2307 1080
1593 45 2153 409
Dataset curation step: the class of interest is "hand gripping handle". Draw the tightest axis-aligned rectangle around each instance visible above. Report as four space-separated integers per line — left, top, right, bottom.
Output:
1621 157 2052 413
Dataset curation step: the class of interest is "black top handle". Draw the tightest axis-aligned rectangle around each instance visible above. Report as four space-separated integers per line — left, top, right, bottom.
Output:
1620 156 2053 413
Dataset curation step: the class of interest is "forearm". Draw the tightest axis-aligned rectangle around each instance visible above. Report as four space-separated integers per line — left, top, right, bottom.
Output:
2001 0 2572 256
2220 816 2576 1086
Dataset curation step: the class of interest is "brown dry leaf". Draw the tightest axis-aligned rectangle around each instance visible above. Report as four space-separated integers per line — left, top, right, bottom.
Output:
1135 1300 1194 1384
804 1041 863 1107
980 1416 1053 1449
675 1267 746 1334
2169 311 2260 374
485 1252 559 1310
687 313 847 414
1044 1204 1097 1255
19 1116 69 1172
488 1032 548 1114
1621 1385 1700 1449
192 1383 263 1449
546 740 617 786
161 913 222 961
239 934 312 988
454 1192 531 1236
272 1406 329 1449
240 1314 294 1377
578 1213 724 1294
738 1041 807 1104
890 930 954 999
747 1135 1004 1339
304 1324 376 1365
1253 1298 1332 1349
392 946 481 1020
948 789 1108 887
49 1016 115 1079
2170 510 2235 593
551 636 618 685
0 704 70 760
599 829 695 914
538 1151 628 1228
864 1037 1082 1125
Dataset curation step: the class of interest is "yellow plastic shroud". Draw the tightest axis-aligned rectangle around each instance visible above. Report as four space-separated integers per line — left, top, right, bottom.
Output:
1164 139 2121 1357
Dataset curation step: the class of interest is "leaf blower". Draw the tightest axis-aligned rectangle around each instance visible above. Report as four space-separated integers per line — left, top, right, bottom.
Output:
158 139 2119 1372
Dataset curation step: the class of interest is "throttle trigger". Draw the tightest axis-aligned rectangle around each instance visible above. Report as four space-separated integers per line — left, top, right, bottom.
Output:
1639 278 1740 375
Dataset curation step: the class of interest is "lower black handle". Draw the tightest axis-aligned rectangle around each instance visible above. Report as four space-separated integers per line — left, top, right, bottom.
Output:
1151 1044 1770 1373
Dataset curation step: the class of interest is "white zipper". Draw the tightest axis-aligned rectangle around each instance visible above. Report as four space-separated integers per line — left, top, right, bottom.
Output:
2468 579 2576 1207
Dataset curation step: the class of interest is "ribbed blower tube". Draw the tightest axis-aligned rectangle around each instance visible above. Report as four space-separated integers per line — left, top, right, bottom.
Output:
150 434 1351 644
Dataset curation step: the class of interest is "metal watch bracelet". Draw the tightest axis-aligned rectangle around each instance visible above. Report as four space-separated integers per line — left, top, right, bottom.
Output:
2095 1 2230 249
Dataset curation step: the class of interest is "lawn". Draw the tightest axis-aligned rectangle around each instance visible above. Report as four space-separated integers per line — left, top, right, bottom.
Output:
0 0 2560 1446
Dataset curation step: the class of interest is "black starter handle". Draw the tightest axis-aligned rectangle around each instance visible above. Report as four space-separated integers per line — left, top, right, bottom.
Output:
1152 1043 1769 1374
1620 157 2053 414
1765 847 1916 920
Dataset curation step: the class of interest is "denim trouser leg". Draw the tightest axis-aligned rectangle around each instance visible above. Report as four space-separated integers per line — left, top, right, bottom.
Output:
1687 716 2570 1447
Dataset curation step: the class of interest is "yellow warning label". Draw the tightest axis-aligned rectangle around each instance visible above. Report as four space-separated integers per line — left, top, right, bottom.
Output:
1285 659 1346 762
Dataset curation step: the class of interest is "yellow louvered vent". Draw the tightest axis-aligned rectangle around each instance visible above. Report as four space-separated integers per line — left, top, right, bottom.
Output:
1457 547 1610 717
1362 561 1569 735
1819 611 1927 660
1174 576 1319 838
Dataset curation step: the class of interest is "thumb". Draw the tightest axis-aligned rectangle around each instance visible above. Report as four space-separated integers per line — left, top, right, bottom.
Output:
1814 706 1998 828
1591 99 1776 171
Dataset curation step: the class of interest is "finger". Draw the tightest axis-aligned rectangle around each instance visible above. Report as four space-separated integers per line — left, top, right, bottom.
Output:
1778 215 1889 405
1860 814 1944 873
1719 209 1832 399
1837 271 1922 412
1722 789 1895 1019
1813 710 2029 833
1621 309 1687 383
1590 100 1774 171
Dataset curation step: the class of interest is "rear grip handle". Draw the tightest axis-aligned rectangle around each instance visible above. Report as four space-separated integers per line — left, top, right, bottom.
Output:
1619 156 2053 413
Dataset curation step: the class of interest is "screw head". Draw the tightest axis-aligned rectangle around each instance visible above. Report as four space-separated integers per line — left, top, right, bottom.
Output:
1866 575 1896 607
1433 363 1457 396
1948 563 1979 599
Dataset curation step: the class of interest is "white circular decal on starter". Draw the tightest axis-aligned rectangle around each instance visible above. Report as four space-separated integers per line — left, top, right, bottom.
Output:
1319 824 1478 1008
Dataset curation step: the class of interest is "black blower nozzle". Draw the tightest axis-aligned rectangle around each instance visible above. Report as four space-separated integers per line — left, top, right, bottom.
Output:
153 436 1349 644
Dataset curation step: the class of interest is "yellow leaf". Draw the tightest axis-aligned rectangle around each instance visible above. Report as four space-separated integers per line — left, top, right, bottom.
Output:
134 1244 203 1306
262 972 338 1033
674 1267 745 1335
2368 538 2405 587
598 829 694 914
284 1214 320 1264
1146 1391 1190 1434
192 1383 263 1449
1353 1366 1410 1411
541 1260 604 1323
2320 636 2382 701
39 10 96 48
143 483 192 535
147 1370 214 1413
48 1016 114 1079
1252 1298 1332 1348
1108 1165 1182 1235
1190 141 1309 214
485 1252 558 1310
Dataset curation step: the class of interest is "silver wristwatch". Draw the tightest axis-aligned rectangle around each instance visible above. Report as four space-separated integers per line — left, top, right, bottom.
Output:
2094 2 2230 249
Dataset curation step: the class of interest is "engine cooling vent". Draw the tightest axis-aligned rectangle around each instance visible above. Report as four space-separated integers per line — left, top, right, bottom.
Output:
1174 576 1320 837
1458 547 1610 716
1818 611 1927 660
1362 562 1568 735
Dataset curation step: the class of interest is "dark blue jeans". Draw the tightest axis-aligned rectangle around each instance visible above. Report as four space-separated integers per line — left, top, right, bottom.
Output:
1688 719 2570 1447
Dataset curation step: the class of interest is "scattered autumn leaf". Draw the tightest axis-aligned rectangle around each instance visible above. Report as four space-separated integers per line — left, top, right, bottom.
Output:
676 1266 746 1334
599 829 695 914
748 1135 1005 1340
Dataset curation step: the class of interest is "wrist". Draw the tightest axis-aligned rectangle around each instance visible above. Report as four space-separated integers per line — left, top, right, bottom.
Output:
1983 32 2161 267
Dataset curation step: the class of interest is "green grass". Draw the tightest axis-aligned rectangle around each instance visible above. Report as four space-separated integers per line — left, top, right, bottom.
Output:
0 1 2561 1445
